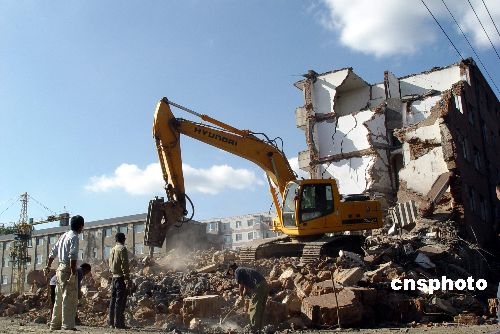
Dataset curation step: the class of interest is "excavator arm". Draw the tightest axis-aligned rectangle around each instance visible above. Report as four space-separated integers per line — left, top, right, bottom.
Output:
145 98 297 247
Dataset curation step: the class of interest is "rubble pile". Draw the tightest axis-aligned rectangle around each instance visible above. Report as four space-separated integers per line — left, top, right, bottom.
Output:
0 218 497 331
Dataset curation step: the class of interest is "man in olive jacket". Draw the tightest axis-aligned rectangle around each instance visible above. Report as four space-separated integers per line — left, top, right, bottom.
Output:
108 232 130 329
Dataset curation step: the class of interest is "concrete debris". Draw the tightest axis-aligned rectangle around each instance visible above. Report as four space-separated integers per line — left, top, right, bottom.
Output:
196 263 218 273
182 295 222 319
417 245 446 259
414 253 436 269
26 270 47 288
334 267 364 286
0 218 497 332
188 317 202 330
454 313 481 325
431 296 458 314
338 250 365 268
301 288 364 327
487 298 498 317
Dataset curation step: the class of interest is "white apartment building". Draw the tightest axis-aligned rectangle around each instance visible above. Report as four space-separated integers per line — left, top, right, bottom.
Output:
201 212 279 250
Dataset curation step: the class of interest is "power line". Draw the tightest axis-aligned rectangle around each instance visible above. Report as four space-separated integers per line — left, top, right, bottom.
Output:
441 0 500 95
480 0 500 39
420 0 464 60
0 196 20 220
28 194 57 215
466 0 500 61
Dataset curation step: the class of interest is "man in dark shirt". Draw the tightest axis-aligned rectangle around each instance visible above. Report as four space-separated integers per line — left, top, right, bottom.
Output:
227 263 268 331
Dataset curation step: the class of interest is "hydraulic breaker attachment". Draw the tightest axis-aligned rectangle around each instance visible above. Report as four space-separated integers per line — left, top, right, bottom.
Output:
144 196 185 247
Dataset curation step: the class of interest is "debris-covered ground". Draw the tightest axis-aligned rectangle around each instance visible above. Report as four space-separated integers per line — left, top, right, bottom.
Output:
1 214 499 333
0 317 500 334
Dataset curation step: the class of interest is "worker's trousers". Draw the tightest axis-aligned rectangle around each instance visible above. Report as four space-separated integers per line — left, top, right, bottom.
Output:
248 281 269 332
50 263 78 330
109 277 127 328
497 282 500 324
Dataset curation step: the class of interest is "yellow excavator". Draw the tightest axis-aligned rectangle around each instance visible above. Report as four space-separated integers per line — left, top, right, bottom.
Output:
145 98 383 262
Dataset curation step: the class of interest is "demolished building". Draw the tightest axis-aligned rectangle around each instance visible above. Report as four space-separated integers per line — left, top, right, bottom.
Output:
295 58 500 248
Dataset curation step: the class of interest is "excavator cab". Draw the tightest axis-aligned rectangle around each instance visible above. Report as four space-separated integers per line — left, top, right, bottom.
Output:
277 179 383 237
279 180 338 235
281 181 334 226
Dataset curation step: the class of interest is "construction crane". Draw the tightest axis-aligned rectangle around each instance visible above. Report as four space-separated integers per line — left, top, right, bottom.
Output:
2 193 69 293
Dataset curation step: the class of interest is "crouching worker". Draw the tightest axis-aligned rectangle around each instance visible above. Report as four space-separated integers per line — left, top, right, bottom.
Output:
226 263 268 332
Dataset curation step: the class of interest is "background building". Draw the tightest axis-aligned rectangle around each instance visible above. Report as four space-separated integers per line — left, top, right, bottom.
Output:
201 212 279 250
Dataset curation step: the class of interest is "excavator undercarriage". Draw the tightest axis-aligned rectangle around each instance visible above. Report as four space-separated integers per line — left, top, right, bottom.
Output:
239 234 365 264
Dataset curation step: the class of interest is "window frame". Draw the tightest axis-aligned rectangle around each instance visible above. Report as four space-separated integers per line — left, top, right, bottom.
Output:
49 235 58 244
103 246 111 259
134 224 145 234
298 183 335 223
134 243 144 255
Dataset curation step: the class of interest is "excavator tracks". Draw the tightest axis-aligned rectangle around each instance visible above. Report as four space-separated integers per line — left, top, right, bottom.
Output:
301 241 329 263
239 235 297 263
238 234 365 264
300 235 365 263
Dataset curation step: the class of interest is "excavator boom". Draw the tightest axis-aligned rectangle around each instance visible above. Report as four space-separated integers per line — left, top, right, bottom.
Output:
145 98 296 247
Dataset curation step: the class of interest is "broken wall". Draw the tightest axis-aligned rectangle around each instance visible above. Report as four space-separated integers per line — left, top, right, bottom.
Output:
295 68 393 202
295 59 500 247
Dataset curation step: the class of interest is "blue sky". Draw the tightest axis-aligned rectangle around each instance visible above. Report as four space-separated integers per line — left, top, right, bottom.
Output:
0 0 499 228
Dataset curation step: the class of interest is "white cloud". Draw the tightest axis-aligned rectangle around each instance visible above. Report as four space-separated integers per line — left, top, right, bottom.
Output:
288 157 310 179
85 163 264 196
319 0 500 57
183 164 264 194
85 163 162 195
457 0 500 48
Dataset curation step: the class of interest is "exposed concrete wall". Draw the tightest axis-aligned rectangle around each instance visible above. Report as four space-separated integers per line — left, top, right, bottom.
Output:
296 69 393 201
399 65 462 96
399 147 448 195
310 69 350 115
295 59 500 247
336 86 370 116
322 151 391 196
370 83 386 107
404 95 442 126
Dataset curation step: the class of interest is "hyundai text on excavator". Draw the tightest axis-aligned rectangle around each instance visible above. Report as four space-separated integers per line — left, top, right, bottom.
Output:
144 98 384 262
